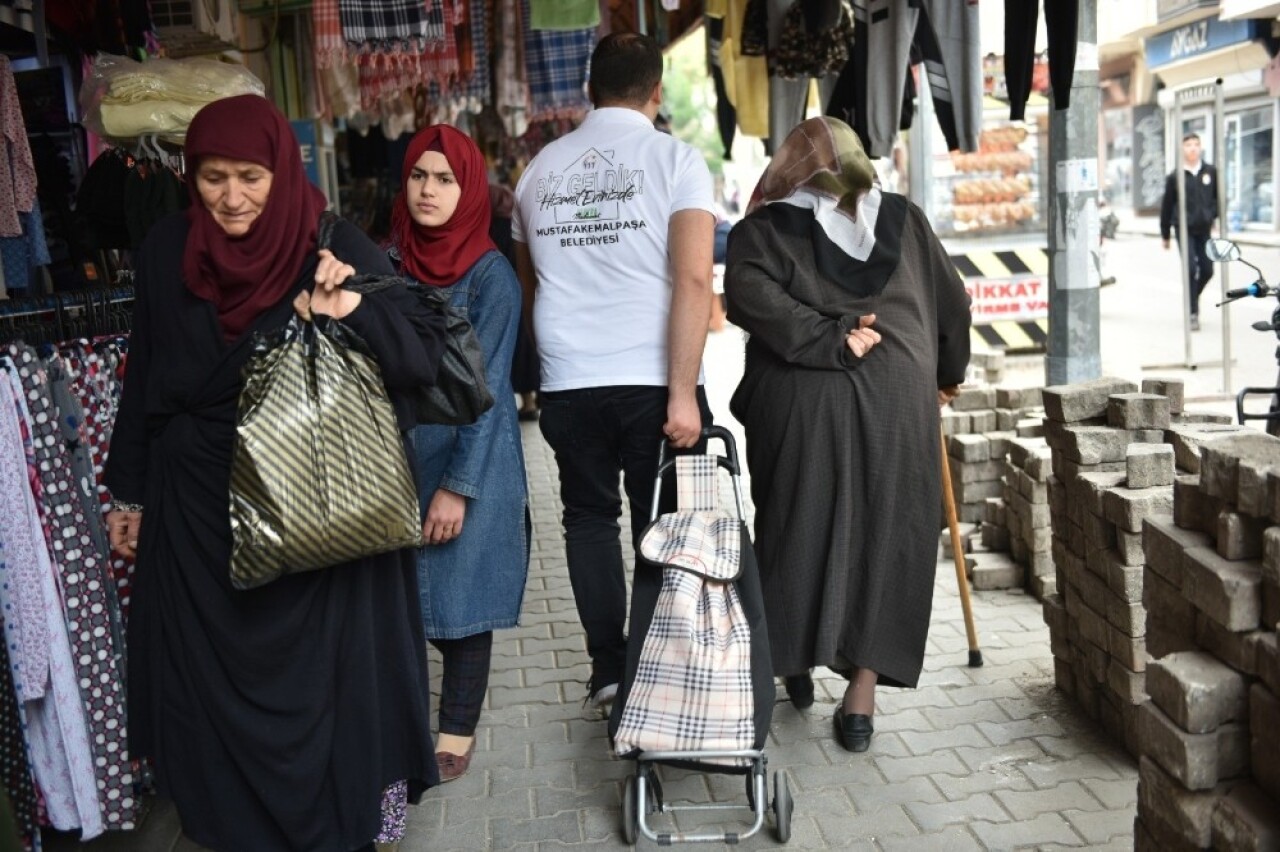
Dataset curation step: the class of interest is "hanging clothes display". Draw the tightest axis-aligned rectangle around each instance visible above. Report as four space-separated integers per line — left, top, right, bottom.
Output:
0 57 36 241
0 296 138 844
822 0 980 158
1005 0 1079 120
76 147 188 252
705 0 768 140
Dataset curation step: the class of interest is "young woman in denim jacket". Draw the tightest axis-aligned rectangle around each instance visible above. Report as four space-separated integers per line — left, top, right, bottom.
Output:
389 125 531 782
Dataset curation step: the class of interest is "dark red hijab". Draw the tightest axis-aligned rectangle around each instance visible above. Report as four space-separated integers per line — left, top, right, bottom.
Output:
182 94 328 341
389 124 497 287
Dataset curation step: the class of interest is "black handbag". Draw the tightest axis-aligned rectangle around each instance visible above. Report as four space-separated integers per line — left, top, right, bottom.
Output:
406 267 497 427
319 213 495 427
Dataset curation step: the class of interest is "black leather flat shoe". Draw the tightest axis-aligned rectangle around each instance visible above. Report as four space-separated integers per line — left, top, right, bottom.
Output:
833 706 874 752
784 673 814 710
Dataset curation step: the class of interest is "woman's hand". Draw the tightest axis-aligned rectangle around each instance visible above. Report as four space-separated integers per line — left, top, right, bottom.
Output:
107 509 142 558
938 384 960 407
423 488 467 545
845 313 881 358
307 249 363 320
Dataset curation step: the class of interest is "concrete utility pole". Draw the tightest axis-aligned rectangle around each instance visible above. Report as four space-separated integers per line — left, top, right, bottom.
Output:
1045 0 1101 385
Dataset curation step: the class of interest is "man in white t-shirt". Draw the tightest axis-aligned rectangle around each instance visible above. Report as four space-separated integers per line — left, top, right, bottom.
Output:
512 31 716 714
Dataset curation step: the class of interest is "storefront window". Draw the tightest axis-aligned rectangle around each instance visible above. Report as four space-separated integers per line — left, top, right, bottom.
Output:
1103 108 1133 210
1224 104 1274 229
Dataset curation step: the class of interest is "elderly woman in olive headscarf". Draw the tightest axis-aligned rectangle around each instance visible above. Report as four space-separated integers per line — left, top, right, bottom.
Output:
724 117 970 753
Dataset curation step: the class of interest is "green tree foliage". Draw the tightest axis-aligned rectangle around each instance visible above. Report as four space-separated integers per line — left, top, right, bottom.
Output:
663 35 724 176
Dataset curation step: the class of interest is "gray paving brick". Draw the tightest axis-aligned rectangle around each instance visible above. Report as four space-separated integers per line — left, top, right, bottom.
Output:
898 723 992 756
879 827 984 851
995 780 1104 820
876 749 969 782
970 812 1084 848
923 699 1014 728
931 765 1038 801
905 792 1013 831
954 739 1048 773
977 714 1068 745
1064 806 1140 845
812 802 921 841
1020 753 1128 788
489 811 583 848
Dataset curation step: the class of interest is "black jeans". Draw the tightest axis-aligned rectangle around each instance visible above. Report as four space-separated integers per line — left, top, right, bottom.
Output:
538 385 712 688
1179 232 1214 316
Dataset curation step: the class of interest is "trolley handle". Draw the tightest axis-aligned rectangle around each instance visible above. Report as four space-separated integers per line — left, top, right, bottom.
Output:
654 424 742 479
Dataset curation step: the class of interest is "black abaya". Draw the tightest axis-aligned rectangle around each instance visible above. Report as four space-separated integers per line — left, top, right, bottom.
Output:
105 214 445 851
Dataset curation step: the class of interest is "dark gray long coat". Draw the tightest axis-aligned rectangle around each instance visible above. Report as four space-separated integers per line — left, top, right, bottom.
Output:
725 196 970 688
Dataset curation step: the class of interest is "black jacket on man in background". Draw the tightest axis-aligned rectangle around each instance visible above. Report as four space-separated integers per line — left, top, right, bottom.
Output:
1160 162 1219 240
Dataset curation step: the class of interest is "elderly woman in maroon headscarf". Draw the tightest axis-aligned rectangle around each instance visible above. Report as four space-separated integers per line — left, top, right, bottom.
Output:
387 124 530 783
724 116 971 754
103 94 446 851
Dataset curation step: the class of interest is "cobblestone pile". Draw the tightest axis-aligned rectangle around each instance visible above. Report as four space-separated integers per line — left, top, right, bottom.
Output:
1132 432 1280 851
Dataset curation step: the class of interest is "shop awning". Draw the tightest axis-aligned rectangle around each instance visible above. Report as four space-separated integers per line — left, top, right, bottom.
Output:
1220 0 1280 20
1151 38 1272 87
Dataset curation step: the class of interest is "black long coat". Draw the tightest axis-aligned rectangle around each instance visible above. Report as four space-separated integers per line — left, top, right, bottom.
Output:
104 214 446 851
725 197 970 688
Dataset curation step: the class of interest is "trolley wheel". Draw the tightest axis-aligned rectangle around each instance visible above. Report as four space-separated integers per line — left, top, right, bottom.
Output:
622 775 638 845
773 770 792 843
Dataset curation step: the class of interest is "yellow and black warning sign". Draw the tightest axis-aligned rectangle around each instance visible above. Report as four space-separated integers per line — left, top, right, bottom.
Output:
952 247 1051 353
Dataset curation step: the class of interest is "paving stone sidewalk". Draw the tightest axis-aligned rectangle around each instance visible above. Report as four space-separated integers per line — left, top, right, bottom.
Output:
45 330 1139 850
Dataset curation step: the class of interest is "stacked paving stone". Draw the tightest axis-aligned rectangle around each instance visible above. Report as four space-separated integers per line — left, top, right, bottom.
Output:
1039 376 1178 756
942 386 1047 592
1133 432 1280 851
1002 434 1056 598
968 349 1005 385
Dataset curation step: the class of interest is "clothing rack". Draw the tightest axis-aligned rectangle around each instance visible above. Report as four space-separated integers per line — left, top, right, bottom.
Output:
0 283 135 345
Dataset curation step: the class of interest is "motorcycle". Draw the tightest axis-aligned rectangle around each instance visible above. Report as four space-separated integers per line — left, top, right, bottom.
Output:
1207 237 1280 436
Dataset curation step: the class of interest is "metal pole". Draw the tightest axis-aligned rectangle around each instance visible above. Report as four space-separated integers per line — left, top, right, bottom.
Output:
1175 97 1193 367
1215 79 1232 394
33 0 48 67
1045 0 1101 385
908 75 933 211
636 0 647 35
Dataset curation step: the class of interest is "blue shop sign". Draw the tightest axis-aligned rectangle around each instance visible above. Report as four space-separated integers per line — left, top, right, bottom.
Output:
290 119 322 188
1145 17 1262 68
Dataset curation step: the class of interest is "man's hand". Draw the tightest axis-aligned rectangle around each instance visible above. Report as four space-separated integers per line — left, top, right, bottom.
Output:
423 488 466 545
107 509 142 558
938 384 960 408
664 393 703 449
1162 239 1171 250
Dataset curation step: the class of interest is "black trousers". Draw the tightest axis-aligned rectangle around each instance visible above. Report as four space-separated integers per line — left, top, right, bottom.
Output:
430 631 493 736
1177 232 1215 316
538 385 712 688
1005 0 1079 119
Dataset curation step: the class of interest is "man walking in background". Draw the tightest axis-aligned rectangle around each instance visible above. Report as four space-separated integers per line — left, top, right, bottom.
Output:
511 32 716 714
1160 132 1219 331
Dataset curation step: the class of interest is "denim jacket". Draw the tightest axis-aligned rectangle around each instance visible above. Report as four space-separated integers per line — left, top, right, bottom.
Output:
409 250 530 637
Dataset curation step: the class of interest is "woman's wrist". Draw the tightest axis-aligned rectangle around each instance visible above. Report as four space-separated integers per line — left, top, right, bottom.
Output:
110 501 144 513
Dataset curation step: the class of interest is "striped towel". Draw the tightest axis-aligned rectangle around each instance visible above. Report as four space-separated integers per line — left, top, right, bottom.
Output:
340 0 432 54
313 0 344 67
521 0 593 122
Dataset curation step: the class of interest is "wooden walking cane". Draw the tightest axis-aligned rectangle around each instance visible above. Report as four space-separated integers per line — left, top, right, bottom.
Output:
940 424 983 667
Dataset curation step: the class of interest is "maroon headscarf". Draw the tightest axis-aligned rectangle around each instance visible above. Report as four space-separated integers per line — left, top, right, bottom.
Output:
182 94 328 341
389 124 498 287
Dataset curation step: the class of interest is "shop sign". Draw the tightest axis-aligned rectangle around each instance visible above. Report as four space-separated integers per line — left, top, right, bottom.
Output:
1157 0 1217 22
290 119 322 189
964 276 1048 322
1145 17 1259 68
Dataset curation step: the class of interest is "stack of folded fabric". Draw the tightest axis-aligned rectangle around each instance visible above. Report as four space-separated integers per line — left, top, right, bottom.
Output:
83 55 265 141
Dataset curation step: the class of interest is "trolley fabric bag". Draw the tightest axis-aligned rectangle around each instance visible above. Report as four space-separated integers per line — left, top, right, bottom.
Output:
613 456 756 767
228 312 423 590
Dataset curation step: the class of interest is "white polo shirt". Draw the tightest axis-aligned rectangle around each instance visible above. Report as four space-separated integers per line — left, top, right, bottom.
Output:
512 107 716 391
